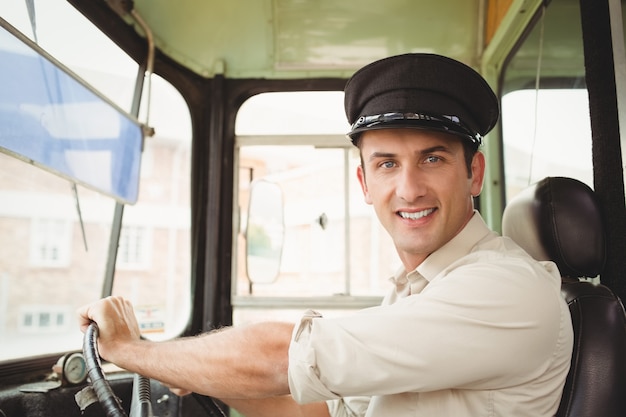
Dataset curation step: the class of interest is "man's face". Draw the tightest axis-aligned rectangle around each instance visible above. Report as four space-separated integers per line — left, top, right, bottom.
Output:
356 128 485 270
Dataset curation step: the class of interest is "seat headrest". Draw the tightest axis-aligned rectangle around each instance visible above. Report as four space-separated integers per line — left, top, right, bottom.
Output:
502 176 606 278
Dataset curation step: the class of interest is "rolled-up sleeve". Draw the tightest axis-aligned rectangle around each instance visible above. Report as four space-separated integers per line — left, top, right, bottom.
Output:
289 309 372 415
288 309 339 403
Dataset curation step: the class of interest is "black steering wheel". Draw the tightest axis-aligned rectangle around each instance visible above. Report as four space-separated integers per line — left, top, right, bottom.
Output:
83 322 227 417
83 322 130 417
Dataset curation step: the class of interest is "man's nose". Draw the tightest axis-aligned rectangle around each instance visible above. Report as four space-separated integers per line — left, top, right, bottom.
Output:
395 167 426 202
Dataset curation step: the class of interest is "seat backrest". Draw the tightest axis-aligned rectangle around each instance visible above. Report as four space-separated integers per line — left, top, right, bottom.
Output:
502 176 626 417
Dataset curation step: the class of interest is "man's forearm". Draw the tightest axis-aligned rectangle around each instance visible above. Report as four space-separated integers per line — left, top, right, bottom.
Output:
111 321 295 399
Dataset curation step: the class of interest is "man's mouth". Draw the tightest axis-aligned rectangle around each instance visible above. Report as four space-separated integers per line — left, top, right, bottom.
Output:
398 208 436 220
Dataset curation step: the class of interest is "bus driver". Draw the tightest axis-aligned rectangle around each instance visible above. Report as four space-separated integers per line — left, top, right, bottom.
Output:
78 53 573 417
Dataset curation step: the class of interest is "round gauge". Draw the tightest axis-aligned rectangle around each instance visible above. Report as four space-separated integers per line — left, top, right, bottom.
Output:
62 352 88 385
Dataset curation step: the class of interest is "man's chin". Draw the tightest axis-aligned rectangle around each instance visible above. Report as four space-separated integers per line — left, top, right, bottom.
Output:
396 237 437 257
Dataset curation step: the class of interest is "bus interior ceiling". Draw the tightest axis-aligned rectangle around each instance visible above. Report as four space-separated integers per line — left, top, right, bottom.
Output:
66 0 587 82
71 0 489 80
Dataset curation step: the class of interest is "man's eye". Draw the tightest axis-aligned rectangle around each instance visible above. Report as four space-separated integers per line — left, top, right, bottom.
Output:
381 161 396 169
425 155 441 164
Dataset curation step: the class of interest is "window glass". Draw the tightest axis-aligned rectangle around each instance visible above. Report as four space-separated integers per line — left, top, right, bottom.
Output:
501 0 592 200
233 92 401 325
112 75 192 341
502 89 592 197
30 219 73 267
0 152 115 359
118 225 152 269
0 0 137 112
0 1 191 359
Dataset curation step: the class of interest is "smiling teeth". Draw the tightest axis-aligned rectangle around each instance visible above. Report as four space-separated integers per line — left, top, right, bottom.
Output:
399 208 435 220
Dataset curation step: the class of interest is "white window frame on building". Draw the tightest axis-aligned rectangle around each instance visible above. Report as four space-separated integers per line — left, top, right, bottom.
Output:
117 225 152 269
29 218 72 267
18 304 71 334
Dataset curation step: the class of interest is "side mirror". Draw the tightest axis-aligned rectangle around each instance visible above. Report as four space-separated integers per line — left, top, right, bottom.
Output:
245 180 285 285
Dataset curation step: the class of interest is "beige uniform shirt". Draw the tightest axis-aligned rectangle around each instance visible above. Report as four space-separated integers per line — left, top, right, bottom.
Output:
288 212 573 417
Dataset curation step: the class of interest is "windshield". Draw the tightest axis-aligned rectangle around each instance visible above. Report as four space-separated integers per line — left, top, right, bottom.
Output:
0 0 192 361
0 153 115 358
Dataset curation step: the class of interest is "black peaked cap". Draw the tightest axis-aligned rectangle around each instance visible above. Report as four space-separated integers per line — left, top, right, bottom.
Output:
344 53 499 144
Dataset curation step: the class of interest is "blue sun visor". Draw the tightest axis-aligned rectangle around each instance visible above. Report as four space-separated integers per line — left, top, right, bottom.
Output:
0 18 144 204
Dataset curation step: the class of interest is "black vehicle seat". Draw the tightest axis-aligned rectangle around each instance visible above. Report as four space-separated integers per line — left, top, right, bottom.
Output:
501 176 626 417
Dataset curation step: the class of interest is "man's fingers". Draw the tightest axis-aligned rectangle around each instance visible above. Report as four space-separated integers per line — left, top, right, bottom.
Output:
76 303 96 333
76 296 127 333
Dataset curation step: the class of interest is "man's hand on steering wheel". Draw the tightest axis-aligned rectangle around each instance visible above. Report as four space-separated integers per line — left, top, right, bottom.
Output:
77 296 142 364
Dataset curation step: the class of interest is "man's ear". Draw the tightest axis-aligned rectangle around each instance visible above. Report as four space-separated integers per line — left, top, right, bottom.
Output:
357 165 372 204
470 151 486 197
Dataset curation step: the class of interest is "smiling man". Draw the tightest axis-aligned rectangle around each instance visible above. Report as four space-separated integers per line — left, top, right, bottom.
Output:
356 128 484 271
78 53 573 417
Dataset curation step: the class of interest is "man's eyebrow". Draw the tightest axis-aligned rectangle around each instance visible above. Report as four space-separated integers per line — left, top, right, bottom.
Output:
367 145 452 162
367 151 396 162
419 145 452 155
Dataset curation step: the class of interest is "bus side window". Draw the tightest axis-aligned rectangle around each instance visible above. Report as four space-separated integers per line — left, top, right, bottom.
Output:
501 0 592 201
233 92 398 324
0 1 193 361
111 75 193 341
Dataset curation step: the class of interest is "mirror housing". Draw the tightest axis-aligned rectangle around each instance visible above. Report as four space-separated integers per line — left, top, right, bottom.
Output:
245 180 285 284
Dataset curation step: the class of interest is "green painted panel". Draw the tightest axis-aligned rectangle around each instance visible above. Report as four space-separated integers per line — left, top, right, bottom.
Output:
133 0 482 78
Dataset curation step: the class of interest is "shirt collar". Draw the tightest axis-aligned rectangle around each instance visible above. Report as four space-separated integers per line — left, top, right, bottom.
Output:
390 211 492 284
